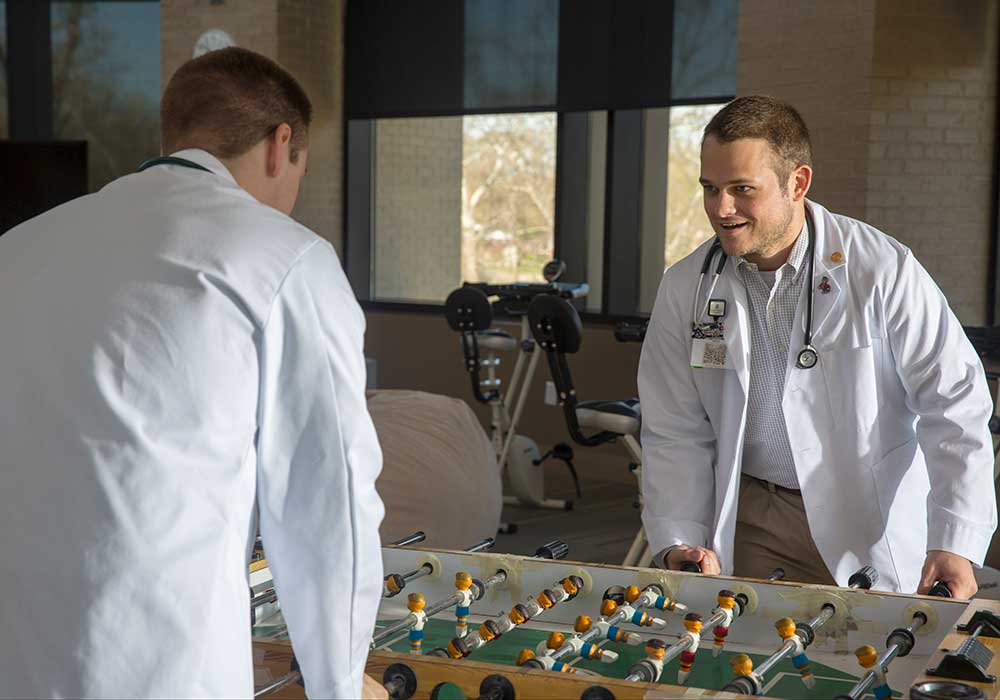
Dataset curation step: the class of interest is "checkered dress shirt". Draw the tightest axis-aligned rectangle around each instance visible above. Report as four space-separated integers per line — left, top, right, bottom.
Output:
735 225 809 490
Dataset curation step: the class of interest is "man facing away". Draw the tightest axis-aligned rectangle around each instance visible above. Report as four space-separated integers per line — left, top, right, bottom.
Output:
0 48 386 698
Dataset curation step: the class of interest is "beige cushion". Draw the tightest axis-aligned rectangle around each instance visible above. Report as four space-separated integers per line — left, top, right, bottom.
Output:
368 390 501 550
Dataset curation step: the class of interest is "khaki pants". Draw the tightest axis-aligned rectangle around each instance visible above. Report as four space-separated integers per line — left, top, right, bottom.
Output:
733 475 836 585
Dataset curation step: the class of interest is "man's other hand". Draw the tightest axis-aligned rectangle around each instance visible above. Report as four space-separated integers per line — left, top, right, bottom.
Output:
665 544 722 575
363 673 389 700
918 550 977 599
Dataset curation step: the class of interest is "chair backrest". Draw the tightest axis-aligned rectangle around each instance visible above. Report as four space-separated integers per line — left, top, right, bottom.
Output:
445 286 493 332
528 295 617 447
444 286 498 403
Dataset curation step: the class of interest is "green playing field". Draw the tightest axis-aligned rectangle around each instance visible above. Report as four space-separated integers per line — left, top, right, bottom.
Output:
376 618 898 699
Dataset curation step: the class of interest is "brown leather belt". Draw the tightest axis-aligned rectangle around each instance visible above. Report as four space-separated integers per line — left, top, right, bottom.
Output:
748 474 801 495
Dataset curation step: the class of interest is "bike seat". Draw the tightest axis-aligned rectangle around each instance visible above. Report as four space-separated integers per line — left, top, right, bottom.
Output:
576 398 640 437
476 329 518 353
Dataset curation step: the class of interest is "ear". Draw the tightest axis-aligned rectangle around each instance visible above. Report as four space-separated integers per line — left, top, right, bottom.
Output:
265 123 294 178
789 164 812 202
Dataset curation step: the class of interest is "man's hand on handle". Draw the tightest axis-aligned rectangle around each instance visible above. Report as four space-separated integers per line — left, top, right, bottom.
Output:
918 550 977 600
665 544 722 575
363 673 389 700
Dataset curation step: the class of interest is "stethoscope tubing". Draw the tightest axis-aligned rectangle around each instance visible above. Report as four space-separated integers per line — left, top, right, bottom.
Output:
692 204 819 368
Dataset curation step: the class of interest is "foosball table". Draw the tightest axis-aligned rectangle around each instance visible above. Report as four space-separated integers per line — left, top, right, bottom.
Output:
251 540 1000 699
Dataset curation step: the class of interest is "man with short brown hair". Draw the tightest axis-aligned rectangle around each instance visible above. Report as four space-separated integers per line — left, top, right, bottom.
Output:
640 95 996 598
0 47 385 698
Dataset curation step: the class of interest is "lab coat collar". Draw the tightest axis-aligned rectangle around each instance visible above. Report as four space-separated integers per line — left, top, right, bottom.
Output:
803 199 848 343
168 149 240 187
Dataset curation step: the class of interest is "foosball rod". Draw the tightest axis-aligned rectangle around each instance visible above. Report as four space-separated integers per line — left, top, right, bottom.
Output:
748 604 836 684
836 612 928 700
391 531 428 547
385 537 496 598
373 540 567 646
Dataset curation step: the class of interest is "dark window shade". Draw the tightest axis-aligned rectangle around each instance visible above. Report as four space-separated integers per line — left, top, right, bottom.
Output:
671 0 737 100
557 0 673 112
347 0 677 118
464 0 558 111
346 0 465 119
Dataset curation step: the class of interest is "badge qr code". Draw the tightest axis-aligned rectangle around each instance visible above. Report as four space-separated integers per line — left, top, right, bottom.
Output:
691 338 728 369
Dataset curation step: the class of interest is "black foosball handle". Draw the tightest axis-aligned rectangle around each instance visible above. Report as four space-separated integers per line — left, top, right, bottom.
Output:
848 565 879 590
680 561 702 573
535 540 570 560
929 580 954 598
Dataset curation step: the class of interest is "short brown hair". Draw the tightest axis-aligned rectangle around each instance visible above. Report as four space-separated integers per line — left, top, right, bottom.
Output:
703 95 812 184
160 47 312 162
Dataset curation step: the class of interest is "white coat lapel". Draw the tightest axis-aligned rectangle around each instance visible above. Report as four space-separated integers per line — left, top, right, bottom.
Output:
806 202 848 343
721 269 751 396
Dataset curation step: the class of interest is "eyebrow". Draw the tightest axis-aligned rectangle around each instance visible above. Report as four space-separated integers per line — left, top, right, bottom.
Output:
698 177 759 186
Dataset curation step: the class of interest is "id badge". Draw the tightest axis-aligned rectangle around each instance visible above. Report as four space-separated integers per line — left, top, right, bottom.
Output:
691 337 729 369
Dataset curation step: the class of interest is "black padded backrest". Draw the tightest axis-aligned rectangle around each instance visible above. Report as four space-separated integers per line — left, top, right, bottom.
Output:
528 294 583 354
445 286 493 331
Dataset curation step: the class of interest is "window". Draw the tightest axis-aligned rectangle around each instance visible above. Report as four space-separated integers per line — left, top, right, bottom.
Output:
0 1 7 140
372 113 556 304
665 104 726 269
51 1 160 191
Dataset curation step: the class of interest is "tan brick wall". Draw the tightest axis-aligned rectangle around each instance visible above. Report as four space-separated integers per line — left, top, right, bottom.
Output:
739 0 997 324
278 0 343 254
866 0 997 323
738 0 877 220
160 0 344 253
373 118 463 302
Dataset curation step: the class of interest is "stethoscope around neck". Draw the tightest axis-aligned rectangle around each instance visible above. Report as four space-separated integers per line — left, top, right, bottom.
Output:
692 204 820 370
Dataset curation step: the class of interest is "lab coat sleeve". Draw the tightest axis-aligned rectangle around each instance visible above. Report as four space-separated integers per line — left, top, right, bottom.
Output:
256 240 385 699
638 274 718 557
884 249 997 565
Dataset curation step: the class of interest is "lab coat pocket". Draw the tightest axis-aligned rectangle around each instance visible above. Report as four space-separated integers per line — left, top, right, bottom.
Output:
820 341 880 435
871 437 927 592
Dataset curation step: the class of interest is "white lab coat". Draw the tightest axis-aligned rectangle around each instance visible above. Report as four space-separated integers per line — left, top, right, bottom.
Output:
639 199 997 593
0 149 384 698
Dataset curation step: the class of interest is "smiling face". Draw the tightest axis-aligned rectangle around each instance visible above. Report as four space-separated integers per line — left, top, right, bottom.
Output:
699 135 811 269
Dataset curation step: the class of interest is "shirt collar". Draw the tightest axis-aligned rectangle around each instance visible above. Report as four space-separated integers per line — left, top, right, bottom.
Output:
735 218 809 276
168 148 239 186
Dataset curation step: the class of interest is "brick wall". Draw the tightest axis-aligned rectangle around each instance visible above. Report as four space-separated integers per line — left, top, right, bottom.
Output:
866 0 997 323
373 117 463 302
160 0 344 253
739 0 998 324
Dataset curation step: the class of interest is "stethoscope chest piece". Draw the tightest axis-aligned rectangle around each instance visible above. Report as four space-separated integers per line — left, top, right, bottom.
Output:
796 345 819 370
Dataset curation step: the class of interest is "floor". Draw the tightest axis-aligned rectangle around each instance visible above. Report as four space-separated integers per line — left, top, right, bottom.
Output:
491 444 645 566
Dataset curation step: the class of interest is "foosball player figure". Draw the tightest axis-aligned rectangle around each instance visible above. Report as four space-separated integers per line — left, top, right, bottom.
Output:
712 589 737 657
855 645 891 700
384 572 406 598
575 615 643 646
600 598 667 629
730 653 764 691
775 617 815 689
535 631 565 657
535 575 586 613
406 593 427 655
625 638 667 682
677 613 703 684
624 584 688 613
516 648 577 674
553 630 620 664
444 618 503 659
454 572 475 638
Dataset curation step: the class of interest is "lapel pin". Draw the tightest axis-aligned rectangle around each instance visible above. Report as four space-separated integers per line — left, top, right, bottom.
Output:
819 276 831 294
830 251 844 264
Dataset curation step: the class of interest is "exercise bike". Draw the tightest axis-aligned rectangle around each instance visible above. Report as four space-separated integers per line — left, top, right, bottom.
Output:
527 294 652 566
444 261 588 519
